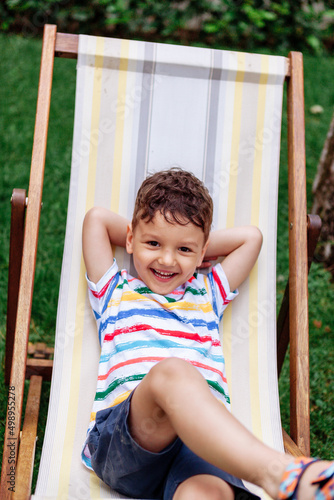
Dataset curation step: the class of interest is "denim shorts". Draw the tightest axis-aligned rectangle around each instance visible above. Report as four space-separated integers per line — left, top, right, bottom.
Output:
87 393 260 500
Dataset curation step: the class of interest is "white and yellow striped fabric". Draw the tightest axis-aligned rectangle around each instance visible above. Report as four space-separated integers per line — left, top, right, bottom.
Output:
33 35 288 499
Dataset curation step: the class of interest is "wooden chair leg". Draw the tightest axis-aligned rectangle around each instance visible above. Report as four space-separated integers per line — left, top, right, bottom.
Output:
277 212 322 456
14 376 43 500
5 189 27 386
286 51 310 456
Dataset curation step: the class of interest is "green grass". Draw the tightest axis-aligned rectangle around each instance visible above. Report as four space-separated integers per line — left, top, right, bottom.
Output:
0 33 333 488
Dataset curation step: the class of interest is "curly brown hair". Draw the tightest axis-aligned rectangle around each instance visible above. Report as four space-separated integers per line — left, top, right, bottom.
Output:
132 167 213 242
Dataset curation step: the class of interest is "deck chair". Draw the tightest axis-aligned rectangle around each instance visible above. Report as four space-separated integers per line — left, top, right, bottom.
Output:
1 24 321 500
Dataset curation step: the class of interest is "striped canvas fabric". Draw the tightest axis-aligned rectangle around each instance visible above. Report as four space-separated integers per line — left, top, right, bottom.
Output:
32 35 288 499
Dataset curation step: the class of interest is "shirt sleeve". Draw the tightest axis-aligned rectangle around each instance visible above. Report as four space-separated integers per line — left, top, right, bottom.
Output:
208 263 238 321
86 259 119 329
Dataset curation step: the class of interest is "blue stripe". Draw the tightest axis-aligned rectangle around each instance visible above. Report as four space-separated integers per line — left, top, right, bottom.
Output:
101 272 120 315
208 272 218 318
81 451 92 470
99 339 225 365
99 307 218 339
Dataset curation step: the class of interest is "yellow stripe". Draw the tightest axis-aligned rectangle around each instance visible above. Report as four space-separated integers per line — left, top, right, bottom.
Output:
203 275 209 294
108 292 213 313
86 37 105 211
221 306 233 406
110 39 130 213
167 301 213 313
89 472 102 497
223 53 245 405
90 391 131 422
248 55 269 440
225 52 245 229
59 259 89 497
58 37 105 498
248 262 261 439
251 55 269 227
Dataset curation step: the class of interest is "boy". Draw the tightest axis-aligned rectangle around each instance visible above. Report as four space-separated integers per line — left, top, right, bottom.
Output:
82 168 333 500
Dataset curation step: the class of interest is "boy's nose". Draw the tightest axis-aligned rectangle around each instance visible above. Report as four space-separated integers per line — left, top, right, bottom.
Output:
158 250 175 267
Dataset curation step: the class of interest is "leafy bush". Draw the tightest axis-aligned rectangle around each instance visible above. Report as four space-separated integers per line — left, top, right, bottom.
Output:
1 1 334 52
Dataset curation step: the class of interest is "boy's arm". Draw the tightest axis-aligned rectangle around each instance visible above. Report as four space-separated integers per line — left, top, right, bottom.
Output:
205 226 263 292
82 207 129 284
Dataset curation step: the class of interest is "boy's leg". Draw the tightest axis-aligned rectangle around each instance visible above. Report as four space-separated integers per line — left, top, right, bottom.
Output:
129 357 330 500
172 474 234 500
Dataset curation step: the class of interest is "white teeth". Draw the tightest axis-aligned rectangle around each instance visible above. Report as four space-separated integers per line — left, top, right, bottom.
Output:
154 269 174 278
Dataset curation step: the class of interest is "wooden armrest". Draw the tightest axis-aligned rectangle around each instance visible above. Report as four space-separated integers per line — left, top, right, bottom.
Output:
55 32 79 59
26 359 53 381
5 189 27 385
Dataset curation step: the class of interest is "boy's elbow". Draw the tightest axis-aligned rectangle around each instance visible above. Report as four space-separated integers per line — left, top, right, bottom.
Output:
84 206 106 228
83 206 108 239
254 226 263 244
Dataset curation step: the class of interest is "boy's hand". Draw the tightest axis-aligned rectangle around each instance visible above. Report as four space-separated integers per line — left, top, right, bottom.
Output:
197 255 220 269
205 226 263 291
82 207 129 284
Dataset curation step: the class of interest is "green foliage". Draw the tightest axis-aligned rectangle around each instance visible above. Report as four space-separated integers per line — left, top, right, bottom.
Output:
1 0 333 54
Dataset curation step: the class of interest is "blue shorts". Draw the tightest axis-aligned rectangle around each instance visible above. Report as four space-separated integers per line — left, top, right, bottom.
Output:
87 393 260 500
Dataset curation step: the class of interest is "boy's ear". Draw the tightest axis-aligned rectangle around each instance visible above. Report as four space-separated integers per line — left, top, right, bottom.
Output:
126 223 134 254
198 239 210 266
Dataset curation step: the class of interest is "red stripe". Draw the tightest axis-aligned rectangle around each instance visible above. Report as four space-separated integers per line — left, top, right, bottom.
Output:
104 323 220 346
98 356 165 380
98 356 227 383
189 359 228 384
212 267 230 304
91 278 113 299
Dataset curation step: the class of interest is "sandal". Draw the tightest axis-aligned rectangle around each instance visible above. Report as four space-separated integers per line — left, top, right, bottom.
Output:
311 462 334 499
278 457 334 500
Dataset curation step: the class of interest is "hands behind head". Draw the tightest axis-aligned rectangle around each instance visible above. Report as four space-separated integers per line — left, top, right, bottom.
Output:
197 255 219 270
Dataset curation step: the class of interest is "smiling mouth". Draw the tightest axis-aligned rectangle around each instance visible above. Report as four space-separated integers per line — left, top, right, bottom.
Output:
151 269 177 280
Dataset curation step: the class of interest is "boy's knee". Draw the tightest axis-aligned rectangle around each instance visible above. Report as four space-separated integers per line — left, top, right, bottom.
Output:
151 357 193 380
148 358 194 394
174 475 234 500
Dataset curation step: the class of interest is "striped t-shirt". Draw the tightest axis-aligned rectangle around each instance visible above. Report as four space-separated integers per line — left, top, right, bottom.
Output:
82 259 238 469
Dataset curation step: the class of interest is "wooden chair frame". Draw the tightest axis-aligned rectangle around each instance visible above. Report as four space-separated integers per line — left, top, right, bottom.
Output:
0 24 322 499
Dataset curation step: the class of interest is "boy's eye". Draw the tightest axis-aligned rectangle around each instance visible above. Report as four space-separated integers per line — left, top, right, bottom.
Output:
179 247 191 253
147 241 159 247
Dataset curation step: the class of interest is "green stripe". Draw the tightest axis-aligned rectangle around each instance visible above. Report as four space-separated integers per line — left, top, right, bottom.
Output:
117 279 128 289
96 374 230 405
185 285 207 296
207 380 230 404
95 374 145 401
134 285 207 299
134 285 177 302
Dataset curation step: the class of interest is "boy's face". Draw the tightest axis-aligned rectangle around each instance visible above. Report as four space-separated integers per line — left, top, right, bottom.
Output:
126 211 209 295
